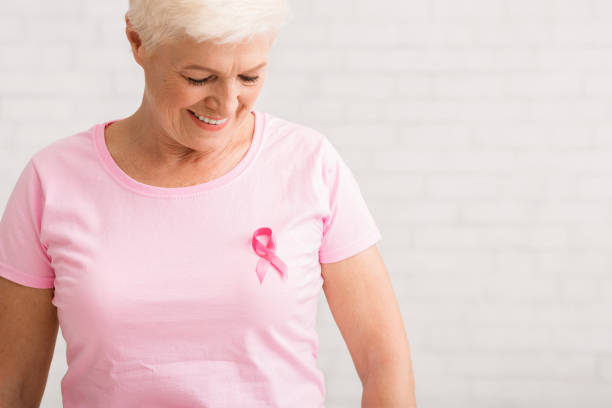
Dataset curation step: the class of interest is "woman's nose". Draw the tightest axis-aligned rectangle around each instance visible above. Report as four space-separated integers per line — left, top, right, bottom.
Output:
207 79 239 113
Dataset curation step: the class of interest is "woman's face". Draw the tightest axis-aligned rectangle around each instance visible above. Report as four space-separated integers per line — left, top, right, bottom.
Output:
131 31 273 154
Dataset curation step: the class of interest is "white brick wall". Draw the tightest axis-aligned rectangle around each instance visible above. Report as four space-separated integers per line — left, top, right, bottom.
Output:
1 0 611 407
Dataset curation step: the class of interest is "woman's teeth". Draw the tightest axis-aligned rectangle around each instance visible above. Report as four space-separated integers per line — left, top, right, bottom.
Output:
191 111 228 125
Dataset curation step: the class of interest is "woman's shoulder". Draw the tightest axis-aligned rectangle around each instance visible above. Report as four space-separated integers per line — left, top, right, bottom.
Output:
260 110 330 152
30 121 101 176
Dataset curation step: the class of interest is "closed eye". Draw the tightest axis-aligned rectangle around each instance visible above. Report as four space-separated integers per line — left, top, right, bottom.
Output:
187 75 259 86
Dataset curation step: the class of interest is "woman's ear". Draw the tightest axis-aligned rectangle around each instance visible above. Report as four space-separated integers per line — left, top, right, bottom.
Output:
125 13 144 67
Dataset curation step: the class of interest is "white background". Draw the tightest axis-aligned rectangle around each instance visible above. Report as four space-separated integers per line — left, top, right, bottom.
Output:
1 0 611 407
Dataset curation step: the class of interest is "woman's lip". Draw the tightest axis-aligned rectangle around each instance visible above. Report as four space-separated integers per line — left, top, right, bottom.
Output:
188 110 226 120
188 109 230 131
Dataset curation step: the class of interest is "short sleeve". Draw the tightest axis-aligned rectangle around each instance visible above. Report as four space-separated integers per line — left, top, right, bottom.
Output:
318 138 382 264
0 159 55 288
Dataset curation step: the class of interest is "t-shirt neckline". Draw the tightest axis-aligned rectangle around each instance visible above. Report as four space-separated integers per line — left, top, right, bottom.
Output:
93 110 265 198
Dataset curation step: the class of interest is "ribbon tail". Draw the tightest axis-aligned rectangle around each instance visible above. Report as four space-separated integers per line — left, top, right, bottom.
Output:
255 259 267 284
268 254 288 281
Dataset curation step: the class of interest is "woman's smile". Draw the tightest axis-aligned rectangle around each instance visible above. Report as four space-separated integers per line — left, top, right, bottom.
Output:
187 109 231 132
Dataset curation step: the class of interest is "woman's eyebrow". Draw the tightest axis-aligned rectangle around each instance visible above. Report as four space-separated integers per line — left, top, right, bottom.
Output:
182 62 267 73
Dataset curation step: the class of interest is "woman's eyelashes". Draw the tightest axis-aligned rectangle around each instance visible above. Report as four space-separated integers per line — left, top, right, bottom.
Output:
187 75 259 86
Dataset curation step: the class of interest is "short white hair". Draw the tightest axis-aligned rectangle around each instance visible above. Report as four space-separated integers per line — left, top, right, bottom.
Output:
126 0 293 55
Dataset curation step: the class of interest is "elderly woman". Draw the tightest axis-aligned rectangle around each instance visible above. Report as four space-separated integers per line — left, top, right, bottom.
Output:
0 1 415 407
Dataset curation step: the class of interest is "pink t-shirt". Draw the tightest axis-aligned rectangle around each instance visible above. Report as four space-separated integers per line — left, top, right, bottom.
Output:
0 110 382 407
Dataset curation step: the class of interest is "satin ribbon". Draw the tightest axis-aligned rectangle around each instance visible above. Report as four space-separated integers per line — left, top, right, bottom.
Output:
251 227 288 284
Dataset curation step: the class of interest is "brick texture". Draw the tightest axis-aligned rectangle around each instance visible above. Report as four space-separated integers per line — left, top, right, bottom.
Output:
1 1 611 407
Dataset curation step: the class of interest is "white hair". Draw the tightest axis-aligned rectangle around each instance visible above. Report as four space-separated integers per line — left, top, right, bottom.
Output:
126 0 293 55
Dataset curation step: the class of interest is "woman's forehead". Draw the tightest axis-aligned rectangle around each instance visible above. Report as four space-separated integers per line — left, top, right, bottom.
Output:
166 36 271 70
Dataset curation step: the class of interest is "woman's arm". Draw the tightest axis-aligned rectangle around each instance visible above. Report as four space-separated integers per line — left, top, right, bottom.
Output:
0 276 59 407
321 245 416 407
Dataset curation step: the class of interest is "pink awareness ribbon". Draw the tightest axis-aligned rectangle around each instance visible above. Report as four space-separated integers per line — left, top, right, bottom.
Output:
251 227 288 284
